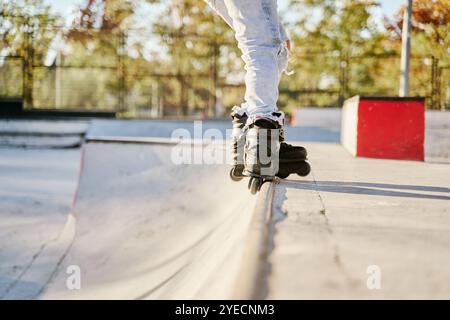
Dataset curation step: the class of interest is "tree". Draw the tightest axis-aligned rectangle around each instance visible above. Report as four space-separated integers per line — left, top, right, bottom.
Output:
0 0 59 61
0 0 60 106
64 0 135 64
386 0 450 106
282 0 387 108
387 0 449 60
61 0 136 110
150 0 239 116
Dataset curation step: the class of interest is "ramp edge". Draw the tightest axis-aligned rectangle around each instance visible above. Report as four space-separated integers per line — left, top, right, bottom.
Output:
232 181 276 299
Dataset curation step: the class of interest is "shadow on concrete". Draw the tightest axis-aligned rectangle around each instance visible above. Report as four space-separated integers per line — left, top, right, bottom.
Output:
283 180 450 201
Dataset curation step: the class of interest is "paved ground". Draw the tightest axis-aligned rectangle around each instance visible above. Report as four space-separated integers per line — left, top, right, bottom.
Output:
0 148 80 298
268 142 450 299
0 117 449 299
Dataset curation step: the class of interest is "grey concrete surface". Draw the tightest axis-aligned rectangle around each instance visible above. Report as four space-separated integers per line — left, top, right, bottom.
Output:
0 120 87 148
42 142 257 299
267 142 450 299
425 111 450 163
1 114 448 300
0 148 80 299
86 118 333 143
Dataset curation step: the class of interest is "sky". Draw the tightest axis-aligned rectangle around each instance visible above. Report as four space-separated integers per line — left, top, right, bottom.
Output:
44 0 407 24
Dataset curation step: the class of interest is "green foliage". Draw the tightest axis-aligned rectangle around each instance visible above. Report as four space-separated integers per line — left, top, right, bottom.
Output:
0 0 59 62
387 0 450 62
148 0 241 116
281 0 395 108
1 0 448 112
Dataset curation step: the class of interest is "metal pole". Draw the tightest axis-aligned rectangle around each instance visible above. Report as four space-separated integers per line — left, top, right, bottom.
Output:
399 0 413 97
431 56 438 109
55 50 62 108
118 30 127 113
23 17 34 109
209 41 218 118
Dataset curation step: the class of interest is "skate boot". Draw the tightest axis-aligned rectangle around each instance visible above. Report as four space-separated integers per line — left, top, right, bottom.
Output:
244 117 281 194
229 109 311 183
229 106 247 182
277 127 311 179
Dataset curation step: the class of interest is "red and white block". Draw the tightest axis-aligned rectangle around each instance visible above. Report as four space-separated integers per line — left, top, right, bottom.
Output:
341 96 425 161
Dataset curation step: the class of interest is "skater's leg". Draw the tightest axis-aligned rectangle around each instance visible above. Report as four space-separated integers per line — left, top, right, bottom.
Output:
204 0 233 29
207 0 306 181
204 0 290 44
205 0 290 119
221 0 284 118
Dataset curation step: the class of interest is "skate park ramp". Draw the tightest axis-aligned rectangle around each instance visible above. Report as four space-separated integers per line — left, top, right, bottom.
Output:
5 115 448 299
0 120 88 148
42 139 258 299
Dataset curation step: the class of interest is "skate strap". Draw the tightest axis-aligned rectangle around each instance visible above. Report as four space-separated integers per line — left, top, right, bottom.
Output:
246 112 284 127
231 105 248 117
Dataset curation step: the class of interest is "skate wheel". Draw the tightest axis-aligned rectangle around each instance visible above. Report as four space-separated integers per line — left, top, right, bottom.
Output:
276 172 290 179
247 177 253 190
248 177 261 195
297 162 311 177
229 167 244 182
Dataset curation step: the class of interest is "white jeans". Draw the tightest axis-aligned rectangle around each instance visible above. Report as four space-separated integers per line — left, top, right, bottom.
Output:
205 0 289 118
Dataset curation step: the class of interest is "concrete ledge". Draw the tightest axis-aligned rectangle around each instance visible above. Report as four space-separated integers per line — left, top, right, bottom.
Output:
0 109 116 119
232 181 275 299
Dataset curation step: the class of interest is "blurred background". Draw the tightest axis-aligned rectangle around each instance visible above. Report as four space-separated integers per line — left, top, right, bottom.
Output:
0 0 449 118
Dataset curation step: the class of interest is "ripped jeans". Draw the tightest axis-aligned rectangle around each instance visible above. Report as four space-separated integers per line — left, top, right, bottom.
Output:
204 0 289 119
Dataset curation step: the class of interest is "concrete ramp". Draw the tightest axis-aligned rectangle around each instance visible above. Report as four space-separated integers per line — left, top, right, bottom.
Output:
0 120 88 148
42 141 257 299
